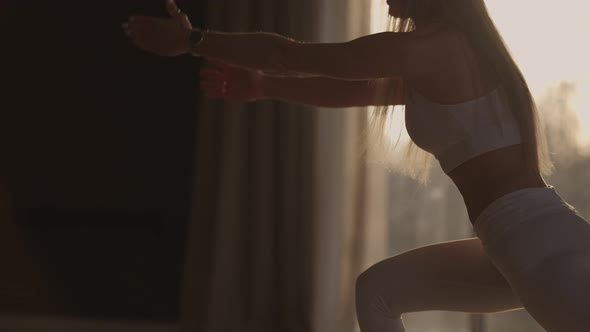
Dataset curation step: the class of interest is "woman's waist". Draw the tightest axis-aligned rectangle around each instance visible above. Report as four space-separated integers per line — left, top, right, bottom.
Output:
453 171 548 226
446 145 549 224
469 181 583 240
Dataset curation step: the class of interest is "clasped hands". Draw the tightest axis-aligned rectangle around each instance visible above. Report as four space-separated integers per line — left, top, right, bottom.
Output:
123 0 263 101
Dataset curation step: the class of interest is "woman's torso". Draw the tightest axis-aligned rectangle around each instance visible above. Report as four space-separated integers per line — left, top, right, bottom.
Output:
447 144 548 225
406 24 549 226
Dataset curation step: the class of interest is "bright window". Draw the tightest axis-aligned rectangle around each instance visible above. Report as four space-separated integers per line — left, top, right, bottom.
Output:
369 1 590 331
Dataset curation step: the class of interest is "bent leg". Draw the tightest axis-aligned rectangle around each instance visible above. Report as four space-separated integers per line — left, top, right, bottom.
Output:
355 237 523 332
486 214 590 332
515 250 590 332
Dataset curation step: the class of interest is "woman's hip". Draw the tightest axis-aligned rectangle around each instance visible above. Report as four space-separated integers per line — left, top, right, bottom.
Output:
472 185 590 282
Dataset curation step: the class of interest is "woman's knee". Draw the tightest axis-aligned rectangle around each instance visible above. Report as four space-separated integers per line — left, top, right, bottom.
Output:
356 262 393 295
355 265 403 318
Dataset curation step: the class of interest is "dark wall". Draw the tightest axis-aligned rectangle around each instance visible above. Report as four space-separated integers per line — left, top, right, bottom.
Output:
1 0 205 321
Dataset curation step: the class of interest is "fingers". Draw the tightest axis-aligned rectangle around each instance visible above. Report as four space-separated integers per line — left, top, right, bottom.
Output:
123 15 154 38
179 13 192 30
126 15 154 25
165 0 182 17
200 61 245 100
200 67 229 98
164 0 192 30
200 70 226 93
200 81 228 99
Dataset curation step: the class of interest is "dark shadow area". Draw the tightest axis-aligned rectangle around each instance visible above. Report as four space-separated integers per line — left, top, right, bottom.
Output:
1 0 206 322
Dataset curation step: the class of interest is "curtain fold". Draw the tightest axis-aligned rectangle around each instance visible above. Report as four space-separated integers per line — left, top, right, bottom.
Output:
180 1 387 332
311 2 389 332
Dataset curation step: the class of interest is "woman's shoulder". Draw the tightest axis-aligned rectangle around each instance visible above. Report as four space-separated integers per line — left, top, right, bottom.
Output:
404 23 466 59
413 22 461 37
406 22 465 53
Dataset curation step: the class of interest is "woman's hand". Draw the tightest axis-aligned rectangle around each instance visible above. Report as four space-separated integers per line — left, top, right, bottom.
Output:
200 60 264 102
123 0 192 56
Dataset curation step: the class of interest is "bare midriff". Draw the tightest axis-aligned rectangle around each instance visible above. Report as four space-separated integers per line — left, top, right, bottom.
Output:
405 25 550 227
446 143 549 226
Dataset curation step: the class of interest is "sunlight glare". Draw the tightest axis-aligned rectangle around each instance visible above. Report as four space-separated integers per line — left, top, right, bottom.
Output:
371 0 590 152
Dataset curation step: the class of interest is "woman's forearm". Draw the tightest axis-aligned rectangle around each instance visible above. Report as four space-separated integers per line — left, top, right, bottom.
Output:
260 75 378 108
195 31 296 74
193 30 409 80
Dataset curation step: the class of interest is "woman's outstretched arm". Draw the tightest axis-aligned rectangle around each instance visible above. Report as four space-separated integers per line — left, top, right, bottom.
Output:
200 61 405 108
124 0 454 80
261 75 405 108
193 31 422 80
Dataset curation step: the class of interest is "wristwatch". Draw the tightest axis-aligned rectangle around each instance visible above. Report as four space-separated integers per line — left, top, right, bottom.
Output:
189 28 205 56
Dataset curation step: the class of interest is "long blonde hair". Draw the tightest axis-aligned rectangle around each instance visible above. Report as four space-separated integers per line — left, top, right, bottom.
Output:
361 0 554 185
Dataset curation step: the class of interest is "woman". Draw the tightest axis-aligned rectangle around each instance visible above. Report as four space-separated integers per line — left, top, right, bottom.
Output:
123 0 590 330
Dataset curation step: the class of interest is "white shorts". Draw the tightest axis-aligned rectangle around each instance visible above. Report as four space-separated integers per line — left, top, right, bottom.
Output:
474 184 590 327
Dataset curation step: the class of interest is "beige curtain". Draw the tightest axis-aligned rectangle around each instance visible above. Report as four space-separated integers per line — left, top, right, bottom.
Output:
180 1 388 332
311 2 389 332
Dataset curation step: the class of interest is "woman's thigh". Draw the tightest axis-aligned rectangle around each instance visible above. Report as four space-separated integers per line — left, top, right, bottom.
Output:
512 249 590 332
482 212 590 331
356 237 523 315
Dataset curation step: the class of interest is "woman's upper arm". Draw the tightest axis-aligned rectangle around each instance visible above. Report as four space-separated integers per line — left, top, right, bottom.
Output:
364 77 406 106
285 27 459 80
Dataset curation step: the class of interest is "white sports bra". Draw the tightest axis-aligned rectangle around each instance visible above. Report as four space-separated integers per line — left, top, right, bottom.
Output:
404 84 523 174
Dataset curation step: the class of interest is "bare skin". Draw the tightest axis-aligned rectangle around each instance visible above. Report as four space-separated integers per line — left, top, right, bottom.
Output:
123 3 590 330
399 23 549 225
449 144 548 225
195 22 550 226
191 22 549 226
125 1 570 327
